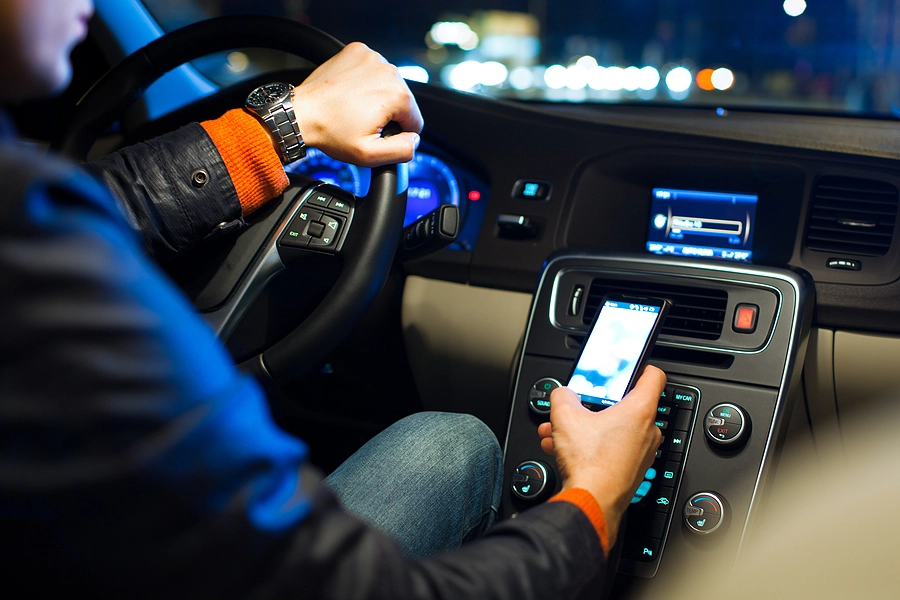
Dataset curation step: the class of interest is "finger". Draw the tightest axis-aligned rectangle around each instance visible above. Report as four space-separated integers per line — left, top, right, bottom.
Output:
540 437 555 455
356 132 420 167
537 421 553 439
391 94 424 134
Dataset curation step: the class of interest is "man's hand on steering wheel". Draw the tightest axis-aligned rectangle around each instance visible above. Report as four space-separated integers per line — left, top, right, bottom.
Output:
294 42 423 167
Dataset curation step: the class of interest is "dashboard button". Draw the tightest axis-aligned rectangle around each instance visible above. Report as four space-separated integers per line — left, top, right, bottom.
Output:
674 408 693 431
684 492 726 534
529 378 560 415
659 385 674 403
668 430 688 454
623 537 660 561
672 387 697 405
733 303 759 333
511 460 554 502
512 179 552 201
653 486 675 512
827 258 861 271
705 403 750 449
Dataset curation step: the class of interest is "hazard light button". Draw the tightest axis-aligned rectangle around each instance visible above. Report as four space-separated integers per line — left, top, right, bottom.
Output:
733 304 758 334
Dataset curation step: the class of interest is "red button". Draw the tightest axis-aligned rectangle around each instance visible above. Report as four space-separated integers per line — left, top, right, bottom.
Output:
733 304 758 333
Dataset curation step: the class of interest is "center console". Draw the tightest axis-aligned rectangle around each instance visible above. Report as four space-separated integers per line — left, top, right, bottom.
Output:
501 252 814 595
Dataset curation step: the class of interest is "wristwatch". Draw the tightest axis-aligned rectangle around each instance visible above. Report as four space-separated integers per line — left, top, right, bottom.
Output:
244 82 306 165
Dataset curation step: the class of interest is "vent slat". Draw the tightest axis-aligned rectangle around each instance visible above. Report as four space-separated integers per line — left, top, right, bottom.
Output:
814 193 898 203
810 206 897 216
583 278 728 341
803 176 899 257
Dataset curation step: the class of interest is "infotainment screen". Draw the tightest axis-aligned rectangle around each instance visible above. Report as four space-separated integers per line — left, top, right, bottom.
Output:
646 188 758 262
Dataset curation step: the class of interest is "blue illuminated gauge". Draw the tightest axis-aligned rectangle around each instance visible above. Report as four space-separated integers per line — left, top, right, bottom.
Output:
406 153 460 227
285 148 364 196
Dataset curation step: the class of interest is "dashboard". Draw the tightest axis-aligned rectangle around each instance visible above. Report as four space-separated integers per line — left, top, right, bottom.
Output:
405 81 900 335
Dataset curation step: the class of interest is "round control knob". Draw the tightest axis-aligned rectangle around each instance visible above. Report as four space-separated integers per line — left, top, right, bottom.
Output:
511 460 555 502
528 378 561 416
704 403 750 449
683 492 726 534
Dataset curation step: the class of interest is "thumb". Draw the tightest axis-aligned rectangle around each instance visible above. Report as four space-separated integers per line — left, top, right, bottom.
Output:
620 365 667 416
550 385 582 416
358 131 420 167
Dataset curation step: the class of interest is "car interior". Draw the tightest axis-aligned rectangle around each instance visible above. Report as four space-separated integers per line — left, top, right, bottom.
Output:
11 0 900 597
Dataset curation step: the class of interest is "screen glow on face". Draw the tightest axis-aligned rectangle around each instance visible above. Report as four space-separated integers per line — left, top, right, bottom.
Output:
568 300 662 407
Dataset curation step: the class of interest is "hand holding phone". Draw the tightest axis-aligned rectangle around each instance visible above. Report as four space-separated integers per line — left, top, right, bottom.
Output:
567 293 671 410
538 368 666 543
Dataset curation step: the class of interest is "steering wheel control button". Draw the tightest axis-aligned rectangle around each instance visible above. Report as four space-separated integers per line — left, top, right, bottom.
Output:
684 492 726 534
307 221 326 238
511 460 554 502
528 378 560 415
309 191 332 208
309 216 343 249
327 197 351 214
705 403 750 449
298 208 324 224
733 303 759 333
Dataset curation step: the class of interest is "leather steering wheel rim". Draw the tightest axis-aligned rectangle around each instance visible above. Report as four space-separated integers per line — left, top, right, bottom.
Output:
54 16 407 385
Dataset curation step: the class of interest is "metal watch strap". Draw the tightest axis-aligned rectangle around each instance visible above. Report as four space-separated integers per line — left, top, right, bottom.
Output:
258 96 305 165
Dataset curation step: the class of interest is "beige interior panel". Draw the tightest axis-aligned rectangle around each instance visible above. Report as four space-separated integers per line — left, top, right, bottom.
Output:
401 276 532 433
799 328 840 451
834 330 900 418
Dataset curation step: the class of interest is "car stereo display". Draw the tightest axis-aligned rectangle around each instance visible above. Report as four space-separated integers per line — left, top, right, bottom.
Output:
646 188 758 262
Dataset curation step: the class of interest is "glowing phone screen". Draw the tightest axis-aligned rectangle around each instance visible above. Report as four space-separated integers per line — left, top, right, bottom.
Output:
568 300 663 408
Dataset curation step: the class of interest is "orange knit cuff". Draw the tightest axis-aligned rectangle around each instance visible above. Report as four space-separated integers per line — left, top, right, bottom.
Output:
549 488 610 555
200 109 290 216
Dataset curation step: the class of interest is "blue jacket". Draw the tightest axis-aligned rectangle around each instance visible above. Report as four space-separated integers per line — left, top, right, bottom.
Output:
0 117 604 599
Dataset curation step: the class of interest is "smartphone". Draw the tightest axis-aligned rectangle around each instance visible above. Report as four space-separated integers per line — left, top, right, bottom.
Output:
567 293 671 410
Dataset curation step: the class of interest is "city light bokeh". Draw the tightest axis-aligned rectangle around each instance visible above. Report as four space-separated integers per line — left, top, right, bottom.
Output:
142 0 900 117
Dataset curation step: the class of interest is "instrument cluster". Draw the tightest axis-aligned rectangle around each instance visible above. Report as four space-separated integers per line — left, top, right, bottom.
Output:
286 147 487 251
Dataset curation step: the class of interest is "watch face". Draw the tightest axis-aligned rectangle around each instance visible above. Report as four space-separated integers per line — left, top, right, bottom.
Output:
247 82 290 108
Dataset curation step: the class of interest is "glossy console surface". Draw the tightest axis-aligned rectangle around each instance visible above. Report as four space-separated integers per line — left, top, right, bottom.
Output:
500 253 814 590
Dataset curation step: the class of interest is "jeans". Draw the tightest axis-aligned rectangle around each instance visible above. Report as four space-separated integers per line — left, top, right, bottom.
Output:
324 412 503 559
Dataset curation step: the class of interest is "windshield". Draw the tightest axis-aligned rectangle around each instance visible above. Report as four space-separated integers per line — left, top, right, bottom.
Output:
142 0 899 118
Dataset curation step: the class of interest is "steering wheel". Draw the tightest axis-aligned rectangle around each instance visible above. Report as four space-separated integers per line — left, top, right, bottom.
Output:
53 16 408 385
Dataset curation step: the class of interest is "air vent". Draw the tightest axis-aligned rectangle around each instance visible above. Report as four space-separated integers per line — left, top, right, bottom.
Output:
804 176 899 257
583 279 728 341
